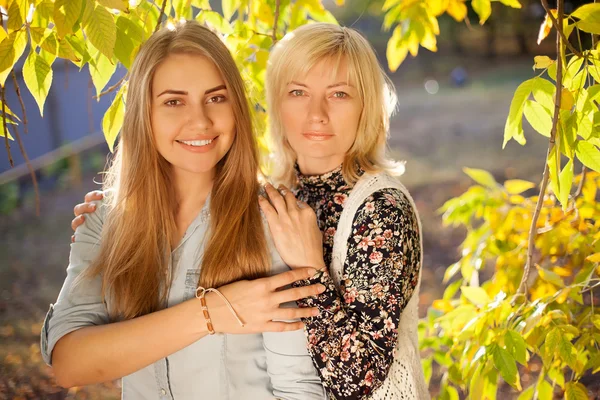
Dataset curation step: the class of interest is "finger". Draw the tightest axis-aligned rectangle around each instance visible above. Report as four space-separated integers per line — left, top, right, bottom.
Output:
71 215 85 231
275 283 326 304
258 195 278 226
84 190 104 203
73 202 97 217
266 267 317 291
71 235 75 243
279 185 300 215
273 307 319 321
265 321 305 332
264 183 288 217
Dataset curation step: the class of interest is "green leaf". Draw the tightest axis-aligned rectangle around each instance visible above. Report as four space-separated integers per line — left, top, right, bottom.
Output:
492 345 519 388
518 385 534 400
505 330 527 365
23 50 53 116
58 38 80 62
537 266 565 287
564 56 584 89
575 141 600 172
504 78 535 147
461 286 491 306
114 19 135 69
89 52 117 98
558 158 573 210
544 327 561 360
547 146 560 200
65 32 91 68
98 0 130 12
196 10 233 34
572 4 600 34
463 167 497 188
504 179 535 194
559 334 578 370
54 0 85 38
387 25 409 73
0 117 15 140
472 0 491 24
523 100 552 137
564 382 589 400
84 3 117 59
0 29 28 86
531 76 555 112
102 83 127 152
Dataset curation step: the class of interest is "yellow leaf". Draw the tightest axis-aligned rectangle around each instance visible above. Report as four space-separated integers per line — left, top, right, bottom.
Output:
446 0 467 21
461 286 491 306
504 179 535 194
432 299 454 313
587 253 600 262
537 10 557 45
533 55 554 69
560 88 575 110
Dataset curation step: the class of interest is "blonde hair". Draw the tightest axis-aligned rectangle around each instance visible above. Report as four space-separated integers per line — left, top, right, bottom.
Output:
266 23 401 187
86 21 269 320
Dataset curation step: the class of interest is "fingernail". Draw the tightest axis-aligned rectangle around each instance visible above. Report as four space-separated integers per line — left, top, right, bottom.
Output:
312 309 319 316
307 268 317 276
318 284 326 292
91 204 96 210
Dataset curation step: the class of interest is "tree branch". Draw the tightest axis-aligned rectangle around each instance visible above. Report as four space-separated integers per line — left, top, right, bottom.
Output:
155 0 168 33
11 70 28 134
517 0 565 296
540 0 583 58
93 74 128 100
272 0 281 43
11 123 39 215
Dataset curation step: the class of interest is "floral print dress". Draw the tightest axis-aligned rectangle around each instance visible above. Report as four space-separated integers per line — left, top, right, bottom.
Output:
292 165 421 400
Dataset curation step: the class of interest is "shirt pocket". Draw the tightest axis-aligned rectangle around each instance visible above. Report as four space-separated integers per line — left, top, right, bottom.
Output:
184 269 201 301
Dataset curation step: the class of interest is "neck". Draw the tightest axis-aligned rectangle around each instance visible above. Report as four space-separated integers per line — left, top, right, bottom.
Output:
296 155 343 176
172 168 215 212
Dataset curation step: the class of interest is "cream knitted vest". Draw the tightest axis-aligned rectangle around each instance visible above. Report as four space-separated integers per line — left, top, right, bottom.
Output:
331 172 430 400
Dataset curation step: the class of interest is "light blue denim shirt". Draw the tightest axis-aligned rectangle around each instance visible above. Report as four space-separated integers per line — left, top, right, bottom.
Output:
40 195 326 400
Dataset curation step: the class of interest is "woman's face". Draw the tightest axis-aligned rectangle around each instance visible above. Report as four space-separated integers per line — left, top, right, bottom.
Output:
280 58 362 175
151 53 236 179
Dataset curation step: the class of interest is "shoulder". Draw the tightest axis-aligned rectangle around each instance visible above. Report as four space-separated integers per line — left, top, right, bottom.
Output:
354 184 417 223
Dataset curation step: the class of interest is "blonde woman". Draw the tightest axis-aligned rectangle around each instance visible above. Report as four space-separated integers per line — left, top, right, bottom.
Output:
42 21 328 399
259 24 429 399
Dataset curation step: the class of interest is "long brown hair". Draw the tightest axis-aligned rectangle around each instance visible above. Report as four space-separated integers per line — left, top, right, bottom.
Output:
86 21 269 320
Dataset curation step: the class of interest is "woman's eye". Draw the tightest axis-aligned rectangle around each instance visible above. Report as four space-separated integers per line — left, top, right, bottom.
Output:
165 99 182 107
207 95 226 104
290 89 304 97
332 91 348 99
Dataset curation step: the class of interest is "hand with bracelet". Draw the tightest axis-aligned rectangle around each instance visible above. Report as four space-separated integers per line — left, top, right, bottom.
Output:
70 191 324 335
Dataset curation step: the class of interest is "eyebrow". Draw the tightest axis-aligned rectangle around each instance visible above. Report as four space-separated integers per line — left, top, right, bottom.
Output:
289 81 354 89
156 84 227 98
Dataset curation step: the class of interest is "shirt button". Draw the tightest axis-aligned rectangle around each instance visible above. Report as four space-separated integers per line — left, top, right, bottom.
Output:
161 389 167 395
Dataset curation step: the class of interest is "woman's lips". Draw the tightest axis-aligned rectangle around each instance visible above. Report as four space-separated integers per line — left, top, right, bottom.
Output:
302 132 334 141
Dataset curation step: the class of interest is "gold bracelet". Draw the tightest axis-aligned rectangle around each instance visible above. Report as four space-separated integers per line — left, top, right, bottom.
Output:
195 287 245 335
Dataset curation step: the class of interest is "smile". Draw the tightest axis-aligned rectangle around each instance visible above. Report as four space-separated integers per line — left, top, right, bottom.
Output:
176 139 214 147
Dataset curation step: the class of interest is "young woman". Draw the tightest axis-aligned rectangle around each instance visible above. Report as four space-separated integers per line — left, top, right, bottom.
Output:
72 23 428 400
42 21 328 399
